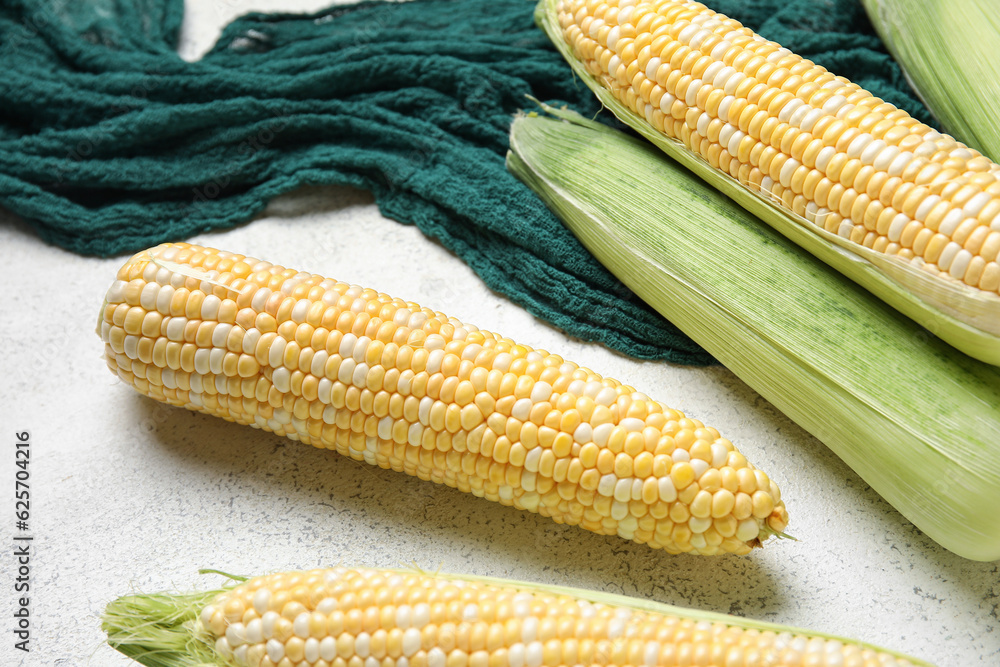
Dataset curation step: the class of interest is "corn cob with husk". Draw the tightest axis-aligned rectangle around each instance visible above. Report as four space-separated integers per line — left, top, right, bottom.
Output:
102 566 935 667
861 0 1000 165
98 243 788 556
536 0 1000 365
505 108 1000 561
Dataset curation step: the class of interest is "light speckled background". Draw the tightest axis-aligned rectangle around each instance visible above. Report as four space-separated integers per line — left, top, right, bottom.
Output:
2 2 999 666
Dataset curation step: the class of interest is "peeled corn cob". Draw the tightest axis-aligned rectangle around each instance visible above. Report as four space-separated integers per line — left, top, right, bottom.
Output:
98 243 787 556
103 566 933 667
539 0 1000 364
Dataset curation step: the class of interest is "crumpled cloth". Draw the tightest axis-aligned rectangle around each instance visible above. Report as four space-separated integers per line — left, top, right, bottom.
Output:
0 0 932 364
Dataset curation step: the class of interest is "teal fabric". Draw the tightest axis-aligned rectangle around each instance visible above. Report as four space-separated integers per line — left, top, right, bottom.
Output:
0 0 932 365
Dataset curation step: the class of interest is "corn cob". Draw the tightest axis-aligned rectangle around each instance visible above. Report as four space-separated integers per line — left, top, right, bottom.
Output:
103 566 933 667
98 242 787 556
558 0 1000 288
538 0 1000 364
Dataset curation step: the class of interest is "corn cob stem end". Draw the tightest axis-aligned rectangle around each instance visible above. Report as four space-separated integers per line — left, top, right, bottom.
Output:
102 573 242 667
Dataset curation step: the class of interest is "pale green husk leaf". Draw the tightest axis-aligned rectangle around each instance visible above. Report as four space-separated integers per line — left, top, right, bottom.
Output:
534 0 1000 365
102 571 245 667
505 108 1000 562
861 0 1000 163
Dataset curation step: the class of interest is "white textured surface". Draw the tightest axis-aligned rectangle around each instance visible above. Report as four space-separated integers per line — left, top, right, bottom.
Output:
178 0 343 61
1 2 998 666
3 187 999 667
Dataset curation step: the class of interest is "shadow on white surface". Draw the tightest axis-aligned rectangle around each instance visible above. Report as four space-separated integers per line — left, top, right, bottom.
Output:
129 393 791 615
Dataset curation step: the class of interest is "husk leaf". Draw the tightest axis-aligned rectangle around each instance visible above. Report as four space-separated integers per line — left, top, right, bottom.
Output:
506 109 1000 561
102 571 245 667
861 0 1000 164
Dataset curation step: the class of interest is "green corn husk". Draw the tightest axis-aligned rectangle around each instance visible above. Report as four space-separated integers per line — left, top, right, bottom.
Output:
861 0 1000 163
103 590 230 666
534 0 1000 366
505 109 1000 561
103 568 935 667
